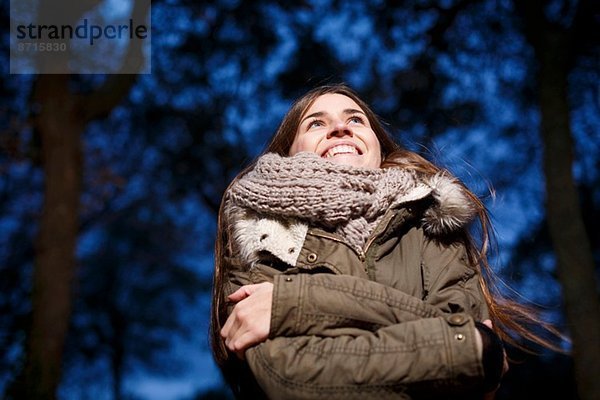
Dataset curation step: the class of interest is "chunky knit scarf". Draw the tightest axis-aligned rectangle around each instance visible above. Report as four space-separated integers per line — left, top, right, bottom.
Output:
226 152 435 250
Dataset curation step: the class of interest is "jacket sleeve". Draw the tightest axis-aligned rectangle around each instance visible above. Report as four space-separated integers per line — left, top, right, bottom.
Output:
230 264 489 399
224 254 444 338
224 251 489 398
227 242 488 338
246 310 485 400
269 234 489 338
269 273 442 338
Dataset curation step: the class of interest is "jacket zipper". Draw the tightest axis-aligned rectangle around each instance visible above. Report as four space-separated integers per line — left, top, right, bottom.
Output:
308 230 366 260
308 210 398 263
362 210 396 257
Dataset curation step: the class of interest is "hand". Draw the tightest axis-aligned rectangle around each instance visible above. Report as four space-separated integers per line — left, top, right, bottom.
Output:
220 282 274 359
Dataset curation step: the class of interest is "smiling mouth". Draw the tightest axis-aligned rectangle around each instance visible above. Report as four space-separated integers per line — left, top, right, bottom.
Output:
322 144 362 159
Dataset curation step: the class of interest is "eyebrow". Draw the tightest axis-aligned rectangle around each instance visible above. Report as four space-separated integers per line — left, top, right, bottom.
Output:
300 108 367 125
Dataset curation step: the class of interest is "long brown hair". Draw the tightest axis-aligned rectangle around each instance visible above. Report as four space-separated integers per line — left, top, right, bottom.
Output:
210 83 566 376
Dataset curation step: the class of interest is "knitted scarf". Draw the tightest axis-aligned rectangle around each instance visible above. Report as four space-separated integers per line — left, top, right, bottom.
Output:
226 152 434 250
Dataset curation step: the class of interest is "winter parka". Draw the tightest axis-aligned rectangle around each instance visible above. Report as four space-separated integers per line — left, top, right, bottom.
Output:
223 180 491 399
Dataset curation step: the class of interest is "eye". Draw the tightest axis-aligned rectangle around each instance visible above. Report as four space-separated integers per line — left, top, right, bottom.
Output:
348 115 365 125
307 119 324 129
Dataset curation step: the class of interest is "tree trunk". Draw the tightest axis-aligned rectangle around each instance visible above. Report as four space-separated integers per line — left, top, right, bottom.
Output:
111 312 125 400
7 0 149 395
538 27 600 400
21 75 84 399
515 1 600 398
514 0 600 400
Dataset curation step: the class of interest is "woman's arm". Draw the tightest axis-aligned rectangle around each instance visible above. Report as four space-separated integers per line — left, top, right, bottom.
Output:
221 272 442 358
222 264 441 358
221 248 504 398
223 255 442 338
245 314 485 400
222 280 504 399
270 272 442 337
270 233 492 337
223 229 491 350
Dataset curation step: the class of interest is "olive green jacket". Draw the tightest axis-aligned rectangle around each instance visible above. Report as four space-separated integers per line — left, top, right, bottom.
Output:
224 192 490 399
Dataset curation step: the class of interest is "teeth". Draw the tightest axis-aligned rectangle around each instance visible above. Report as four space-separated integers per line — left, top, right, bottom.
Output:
325 145 358 158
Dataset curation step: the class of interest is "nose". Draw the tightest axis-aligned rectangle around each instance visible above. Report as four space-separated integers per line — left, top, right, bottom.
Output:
327 121 353 139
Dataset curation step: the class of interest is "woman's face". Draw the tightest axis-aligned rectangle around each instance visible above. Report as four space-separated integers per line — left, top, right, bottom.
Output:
289 93 382 169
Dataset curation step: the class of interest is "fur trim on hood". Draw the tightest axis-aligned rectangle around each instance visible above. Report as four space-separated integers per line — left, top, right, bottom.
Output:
421 172 477 236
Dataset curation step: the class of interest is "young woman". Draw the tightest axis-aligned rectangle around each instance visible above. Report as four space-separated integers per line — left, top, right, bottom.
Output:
210 84 562 399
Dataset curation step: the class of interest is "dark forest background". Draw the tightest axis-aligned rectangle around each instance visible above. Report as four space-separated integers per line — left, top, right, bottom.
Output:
1 0 599 399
